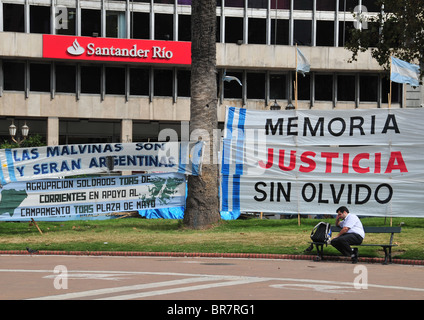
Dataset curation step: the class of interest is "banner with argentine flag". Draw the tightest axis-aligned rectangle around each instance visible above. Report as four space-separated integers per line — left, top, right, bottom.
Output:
0 141 204 184
220 106 424 219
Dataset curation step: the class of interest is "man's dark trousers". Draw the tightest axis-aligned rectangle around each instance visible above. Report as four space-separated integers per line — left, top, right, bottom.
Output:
331 233 363 256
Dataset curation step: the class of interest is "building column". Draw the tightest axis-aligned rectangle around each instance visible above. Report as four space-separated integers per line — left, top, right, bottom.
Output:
121 119 133 143
47 117 59 146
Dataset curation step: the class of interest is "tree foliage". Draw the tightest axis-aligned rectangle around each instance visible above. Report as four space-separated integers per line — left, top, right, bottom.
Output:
0 134 46 149
346 0 424 79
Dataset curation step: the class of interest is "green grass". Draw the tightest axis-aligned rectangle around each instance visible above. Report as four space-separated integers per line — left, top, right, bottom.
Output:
0 217 423 261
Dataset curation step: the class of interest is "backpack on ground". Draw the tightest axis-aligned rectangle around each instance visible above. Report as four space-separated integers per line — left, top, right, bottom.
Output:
310 222 332 244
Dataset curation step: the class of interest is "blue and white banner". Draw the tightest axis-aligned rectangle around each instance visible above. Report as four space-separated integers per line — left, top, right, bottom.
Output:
221 106 424 218
0 173 186 221
0 141 203 184
391 57 420 87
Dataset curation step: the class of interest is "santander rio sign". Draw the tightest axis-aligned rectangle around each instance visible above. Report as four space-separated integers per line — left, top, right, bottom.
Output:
43 35 191 65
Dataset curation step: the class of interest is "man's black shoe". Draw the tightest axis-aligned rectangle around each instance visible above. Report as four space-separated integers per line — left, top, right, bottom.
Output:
351 248 358 264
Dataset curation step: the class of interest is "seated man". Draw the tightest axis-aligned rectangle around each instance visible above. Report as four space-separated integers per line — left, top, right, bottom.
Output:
331 206 365 263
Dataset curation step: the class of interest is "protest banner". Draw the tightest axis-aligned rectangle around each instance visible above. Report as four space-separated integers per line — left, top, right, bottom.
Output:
0 173 186 221
0 141 203 184
220 106 424 218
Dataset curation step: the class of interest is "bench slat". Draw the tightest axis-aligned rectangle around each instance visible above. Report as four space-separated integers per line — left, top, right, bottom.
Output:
331 226 401 233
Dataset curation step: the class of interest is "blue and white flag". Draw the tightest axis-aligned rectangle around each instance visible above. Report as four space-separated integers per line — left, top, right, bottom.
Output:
296 48 310 76
391 57 420 87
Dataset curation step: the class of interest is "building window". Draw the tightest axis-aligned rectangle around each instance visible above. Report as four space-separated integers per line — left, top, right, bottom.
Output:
155 14 173 41
295 73 310 100
55 64 76 93
59 120 121 145
177 70 191 97
154 69 173 97
339 0 359 12
216 16 221 43
56 7 76 36
271 0 290 9
130 68 150 96
3 4 24 32
294 20 312 46
225 17 243 44
270 74 287 100
30 63 51 92
315 74 333 101
316 21 334 46
30 5 51 34
248 18 266 44
81 66 101 94
81 9 101 37
247 73 265 99
360 75 378 102
131 12 150 39
224 71 243 99
271 19 289 45
339 21 355 47
106 67 125 95
106 11 127 38
3 61 25 91
362 0 381 12
316 0 336 11
294 0 313 10
225 0 244 8
178 14 191 41
337 75 356 101
248 0 267 9
382 77 401 103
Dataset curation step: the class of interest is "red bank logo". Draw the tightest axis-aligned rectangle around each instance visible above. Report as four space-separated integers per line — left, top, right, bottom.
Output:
43 35 191 65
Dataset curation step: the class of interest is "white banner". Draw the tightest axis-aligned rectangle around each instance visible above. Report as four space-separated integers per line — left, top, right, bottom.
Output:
0 173 186 221
221 175 424 217
222 106 424 147
0 141 203 184
221 107 424 217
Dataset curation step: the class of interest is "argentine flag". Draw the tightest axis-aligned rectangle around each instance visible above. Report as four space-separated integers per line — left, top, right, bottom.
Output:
391 57 420 87
296 48 310 76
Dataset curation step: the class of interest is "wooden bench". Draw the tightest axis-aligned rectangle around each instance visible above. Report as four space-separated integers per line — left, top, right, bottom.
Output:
310 226 401 264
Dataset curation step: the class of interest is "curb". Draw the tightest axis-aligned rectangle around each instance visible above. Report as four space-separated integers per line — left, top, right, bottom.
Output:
1 250 423 266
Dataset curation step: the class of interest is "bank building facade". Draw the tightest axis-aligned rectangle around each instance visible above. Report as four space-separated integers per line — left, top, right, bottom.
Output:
0 0 422 146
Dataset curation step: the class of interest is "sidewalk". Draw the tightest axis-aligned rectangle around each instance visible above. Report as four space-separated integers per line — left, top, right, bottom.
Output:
1 249 423 266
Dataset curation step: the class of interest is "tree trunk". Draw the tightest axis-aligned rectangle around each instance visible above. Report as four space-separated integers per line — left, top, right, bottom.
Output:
183 0 220 229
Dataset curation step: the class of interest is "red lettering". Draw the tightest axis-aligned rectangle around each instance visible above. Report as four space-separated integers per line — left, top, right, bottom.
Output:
374 152 381 173
278 150 296 171
256 149 407 175
299 151 316 173
259 148 273 169
342 153 349 173
321 152 339 173
352 153 370 173
385 151 408 173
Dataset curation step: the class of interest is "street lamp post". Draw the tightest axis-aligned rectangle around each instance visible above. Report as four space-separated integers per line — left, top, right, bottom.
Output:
9 121 30 145
270 99 281 110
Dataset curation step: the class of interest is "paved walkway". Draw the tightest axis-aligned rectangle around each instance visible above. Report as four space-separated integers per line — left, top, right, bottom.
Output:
0 253 423 302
